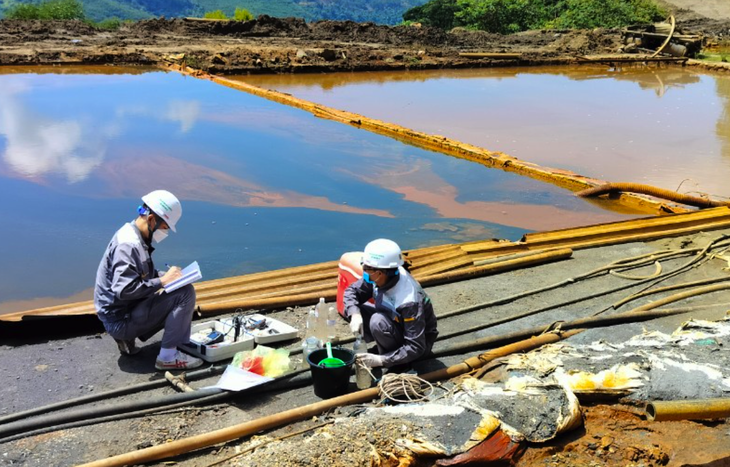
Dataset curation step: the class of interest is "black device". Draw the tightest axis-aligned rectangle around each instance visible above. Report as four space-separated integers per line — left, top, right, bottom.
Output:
245 318 268 331
200 330 225 345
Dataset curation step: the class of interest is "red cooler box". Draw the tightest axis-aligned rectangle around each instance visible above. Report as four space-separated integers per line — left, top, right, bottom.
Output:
336 251 367 316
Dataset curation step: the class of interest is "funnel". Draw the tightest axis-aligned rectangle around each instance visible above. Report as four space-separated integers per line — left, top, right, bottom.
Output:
319 342 346 368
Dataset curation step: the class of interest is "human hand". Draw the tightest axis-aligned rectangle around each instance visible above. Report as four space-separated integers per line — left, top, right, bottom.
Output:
356 353 383 368
160 266 182 286
349 312 363 336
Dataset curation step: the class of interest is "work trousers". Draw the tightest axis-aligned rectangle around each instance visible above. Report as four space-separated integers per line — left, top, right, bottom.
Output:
101 284 196 349
359 303 403 355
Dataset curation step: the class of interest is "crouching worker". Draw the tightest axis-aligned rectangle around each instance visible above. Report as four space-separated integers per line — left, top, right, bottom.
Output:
344 238 438 371
94 190 203 371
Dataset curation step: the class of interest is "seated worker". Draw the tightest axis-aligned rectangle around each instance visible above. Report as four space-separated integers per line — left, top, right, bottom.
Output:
94 190 203 371
344 238 438 371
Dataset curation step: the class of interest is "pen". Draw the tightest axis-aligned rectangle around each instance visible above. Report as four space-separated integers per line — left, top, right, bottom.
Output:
165 263 171 269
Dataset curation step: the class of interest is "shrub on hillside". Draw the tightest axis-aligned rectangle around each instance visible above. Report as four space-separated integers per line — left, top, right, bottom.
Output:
234 7 253 21
404 0 666 33
95 18 124 29
6 0 85 20
203 10 228 20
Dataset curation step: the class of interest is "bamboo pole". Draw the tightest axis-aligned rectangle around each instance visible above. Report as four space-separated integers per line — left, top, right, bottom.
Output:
77 331 573 467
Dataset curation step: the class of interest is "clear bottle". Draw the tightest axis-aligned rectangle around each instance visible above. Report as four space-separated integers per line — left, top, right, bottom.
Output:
326 306 337 341
315 297 328 340
305 306 317 337
353 336 371 389
301 336 320 369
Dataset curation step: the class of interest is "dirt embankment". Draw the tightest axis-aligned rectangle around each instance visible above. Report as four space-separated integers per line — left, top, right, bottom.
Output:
1 14 725 74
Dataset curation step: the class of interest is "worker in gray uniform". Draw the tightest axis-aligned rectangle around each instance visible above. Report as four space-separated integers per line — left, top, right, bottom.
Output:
344 238 438 370
94 190 203 371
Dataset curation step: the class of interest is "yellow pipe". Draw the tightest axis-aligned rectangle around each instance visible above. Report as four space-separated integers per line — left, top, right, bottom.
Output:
645 399 730 421
577 182 729 208
631 282 730 312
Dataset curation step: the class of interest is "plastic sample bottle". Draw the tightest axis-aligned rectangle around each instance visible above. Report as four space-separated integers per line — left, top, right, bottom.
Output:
315 297 328 340
306 306 317 337
353 336 371 389
326 306 337 341
301 336 320 369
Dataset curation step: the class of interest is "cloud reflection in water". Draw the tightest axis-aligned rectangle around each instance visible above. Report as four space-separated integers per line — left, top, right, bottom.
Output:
0 79 106 183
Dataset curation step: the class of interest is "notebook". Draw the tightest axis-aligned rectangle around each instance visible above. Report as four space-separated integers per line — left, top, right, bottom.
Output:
164 261 202 293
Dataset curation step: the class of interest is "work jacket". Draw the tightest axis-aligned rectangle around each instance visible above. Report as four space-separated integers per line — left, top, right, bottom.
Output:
344 266 438 367
94 221 162 325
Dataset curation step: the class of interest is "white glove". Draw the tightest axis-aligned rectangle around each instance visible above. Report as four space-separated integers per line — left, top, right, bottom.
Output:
349 312 363 336
357 353 383 368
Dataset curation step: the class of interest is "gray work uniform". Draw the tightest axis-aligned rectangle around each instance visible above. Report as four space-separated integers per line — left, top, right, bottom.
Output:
343 266 438 368
94 221 195 349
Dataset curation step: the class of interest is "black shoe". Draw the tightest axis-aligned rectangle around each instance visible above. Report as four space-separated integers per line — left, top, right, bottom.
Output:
114 338 140 356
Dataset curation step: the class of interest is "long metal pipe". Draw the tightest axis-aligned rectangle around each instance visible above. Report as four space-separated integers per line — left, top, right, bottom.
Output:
645 399 730 421
77 331 574 467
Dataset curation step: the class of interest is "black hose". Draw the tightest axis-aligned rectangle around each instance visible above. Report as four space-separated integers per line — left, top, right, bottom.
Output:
0 364 229 426
0 368 311 444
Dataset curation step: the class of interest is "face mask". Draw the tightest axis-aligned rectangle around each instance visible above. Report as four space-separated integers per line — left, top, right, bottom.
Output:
152 229 169 244
363 272 374 284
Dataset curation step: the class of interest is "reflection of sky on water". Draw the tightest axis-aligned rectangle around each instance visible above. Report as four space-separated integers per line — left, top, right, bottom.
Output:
0 70 624 309
241 66 730 200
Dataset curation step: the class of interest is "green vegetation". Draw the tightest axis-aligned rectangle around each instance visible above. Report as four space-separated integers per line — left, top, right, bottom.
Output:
403 0 460 29
188 0 306 20
404 0 667 33
203 8 226 18
233 6 252 21
0 0 431 25
5 0 85 19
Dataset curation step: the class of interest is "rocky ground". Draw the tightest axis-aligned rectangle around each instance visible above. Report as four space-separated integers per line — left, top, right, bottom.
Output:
0 6 728 74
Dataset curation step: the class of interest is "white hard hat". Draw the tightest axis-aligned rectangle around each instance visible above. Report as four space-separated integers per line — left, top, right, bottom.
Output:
361 238 403 269
141 190 182 232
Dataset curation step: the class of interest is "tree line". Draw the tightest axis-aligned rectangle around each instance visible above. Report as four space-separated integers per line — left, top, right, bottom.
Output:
403 0 667 33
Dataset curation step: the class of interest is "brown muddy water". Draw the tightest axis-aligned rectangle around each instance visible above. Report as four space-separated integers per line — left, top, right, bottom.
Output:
239 65 730 201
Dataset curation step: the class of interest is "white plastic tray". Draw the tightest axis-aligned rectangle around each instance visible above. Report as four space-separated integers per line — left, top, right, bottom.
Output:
180 319 255 362
243 314 299 344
